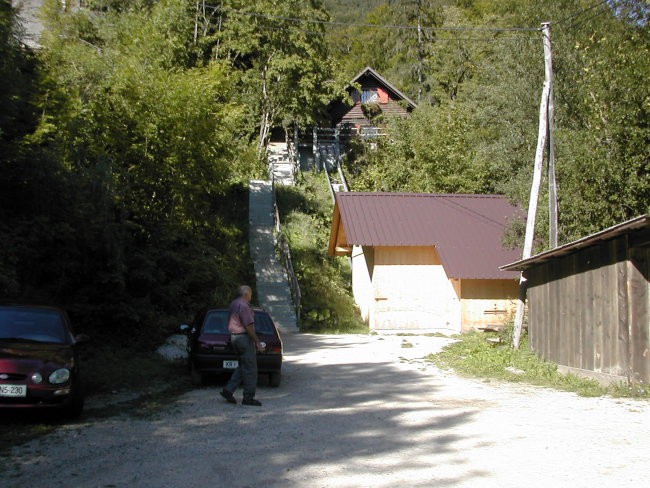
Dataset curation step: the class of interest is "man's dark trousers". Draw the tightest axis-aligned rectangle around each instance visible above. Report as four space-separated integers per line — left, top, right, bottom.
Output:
226 334 257 400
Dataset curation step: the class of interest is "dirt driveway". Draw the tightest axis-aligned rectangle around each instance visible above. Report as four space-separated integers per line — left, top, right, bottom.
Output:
2 332 649 487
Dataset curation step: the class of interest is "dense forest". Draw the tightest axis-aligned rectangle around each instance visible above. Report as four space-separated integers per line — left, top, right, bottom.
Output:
1 0 648 345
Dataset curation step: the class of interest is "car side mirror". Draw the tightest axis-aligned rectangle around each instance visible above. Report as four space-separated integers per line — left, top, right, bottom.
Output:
75 334 90 344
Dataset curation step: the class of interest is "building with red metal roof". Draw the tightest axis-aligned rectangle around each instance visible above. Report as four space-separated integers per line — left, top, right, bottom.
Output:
328 192 523 333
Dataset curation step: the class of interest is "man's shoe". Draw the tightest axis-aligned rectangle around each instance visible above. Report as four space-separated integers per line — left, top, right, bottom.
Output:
220 389 236 404
242 398 262 406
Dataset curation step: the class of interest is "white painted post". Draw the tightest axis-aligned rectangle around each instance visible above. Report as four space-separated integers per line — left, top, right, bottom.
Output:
513 72 551 349
544 22 559 249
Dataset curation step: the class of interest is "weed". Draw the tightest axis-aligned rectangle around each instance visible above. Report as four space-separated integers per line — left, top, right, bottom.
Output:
609 382 650 399
427 331 614 397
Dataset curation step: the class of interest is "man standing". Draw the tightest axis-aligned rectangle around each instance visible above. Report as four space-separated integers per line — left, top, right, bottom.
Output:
220 285 264 406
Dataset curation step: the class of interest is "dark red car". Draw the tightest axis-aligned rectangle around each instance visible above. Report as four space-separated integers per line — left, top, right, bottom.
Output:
181 308 283 387
0 305 88 418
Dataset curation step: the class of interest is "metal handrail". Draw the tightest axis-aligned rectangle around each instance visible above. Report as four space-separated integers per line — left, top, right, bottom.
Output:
271 179 302 323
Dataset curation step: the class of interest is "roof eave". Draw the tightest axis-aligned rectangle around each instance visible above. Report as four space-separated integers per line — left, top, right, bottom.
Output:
349 66 418 109
500 214 650 271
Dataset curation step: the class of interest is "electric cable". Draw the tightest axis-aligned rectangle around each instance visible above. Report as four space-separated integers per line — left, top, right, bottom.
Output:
555 0 610 25
204 4 541 33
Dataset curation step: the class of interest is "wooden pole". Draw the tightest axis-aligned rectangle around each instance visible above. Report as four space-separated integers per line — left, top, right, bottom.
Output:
513 68 551 349
543 22 559 248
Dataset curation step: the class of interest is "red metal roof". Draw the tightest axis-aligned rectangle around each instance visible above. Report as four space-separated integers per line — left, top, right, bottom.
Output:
328 192 523 279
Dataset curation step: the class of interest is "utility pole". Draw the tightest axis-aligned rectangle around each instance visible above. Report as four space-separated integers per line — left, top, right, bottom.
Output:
417 0 424 102
544 22 558 248
512 22 557 349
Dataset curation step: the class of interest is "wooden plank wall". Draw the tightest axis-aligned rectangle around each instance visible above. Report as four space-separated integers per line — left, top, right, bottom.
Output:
629 231 650 382
526 233 650 383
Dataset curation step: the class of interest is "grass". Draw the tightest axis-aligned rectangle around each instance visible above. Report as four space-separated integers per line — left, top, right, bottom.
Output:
428 329 650 399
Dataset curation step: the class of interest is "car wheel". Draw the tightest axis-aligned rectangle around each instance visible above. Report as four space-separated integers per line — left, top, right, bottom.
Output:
190 362 204 386
63 391 85 419
269 372 281 387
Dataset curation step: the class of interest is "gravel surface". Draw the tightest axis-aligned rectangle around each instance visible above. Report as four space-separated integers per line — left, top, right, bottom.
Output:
2 332 649 488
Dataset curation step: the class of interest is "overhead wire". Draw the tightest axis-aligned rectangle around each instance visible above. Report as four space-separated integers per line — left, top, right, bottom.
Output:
203 4 541 34
554 0 610 26
566 4 613 30
238 21 537 43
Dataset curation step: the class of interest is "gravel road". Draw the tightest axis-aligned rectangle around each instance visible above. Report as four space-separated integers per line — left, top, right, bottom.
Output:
2 331 649 488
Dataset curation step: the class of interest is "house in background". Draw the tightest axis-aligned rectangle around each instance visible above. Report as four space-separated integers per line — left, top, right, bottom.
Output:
329 66 418 137
328 192 523 334
502 215 649 385
295 67 418 172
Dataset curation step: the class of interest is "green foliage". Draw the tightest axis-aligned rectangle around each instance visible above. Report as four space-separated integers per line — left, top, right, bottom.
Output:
334 0 649 248
345 104 497 193
276 173 367 333
428 331 609 397
211 0 337 148
0 0 257 351
0 1 39 164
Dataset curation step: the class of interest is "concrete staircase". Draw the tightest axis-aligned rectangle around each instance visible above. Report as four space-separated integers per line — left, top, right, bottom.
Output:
267 142 295 185
249 180 299 334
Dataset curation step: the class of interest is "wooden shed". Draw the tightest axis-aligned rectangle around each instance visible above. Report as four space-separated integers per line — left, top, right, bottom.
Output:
328 192 522 334
502 215 650 384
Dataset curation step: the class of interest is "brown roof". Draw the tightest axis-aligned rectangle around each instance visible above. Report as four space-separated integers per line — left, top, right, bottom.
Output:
328 192 523 280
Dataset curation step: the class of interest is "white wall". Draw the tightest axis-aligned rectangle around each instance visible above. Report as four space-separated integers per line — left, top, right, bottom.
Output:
352 246 461 334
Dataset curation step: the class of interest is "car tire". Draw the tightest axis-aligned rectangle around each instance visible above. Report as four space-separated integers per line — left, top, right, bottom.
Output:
63 391 85 419
269 372 281 388
190 362 204 386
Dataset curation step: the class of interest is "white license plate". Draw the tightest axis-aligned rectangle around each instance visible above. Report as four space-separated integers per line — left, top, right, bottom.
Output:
223 360 238 369
0 384 27 397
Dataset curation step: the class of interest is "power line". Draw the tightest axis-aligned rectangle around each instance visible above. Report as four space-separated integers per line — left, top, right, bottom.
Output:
555 0 610 25
568 5 613 30
240 21 537 43
205 4 540 33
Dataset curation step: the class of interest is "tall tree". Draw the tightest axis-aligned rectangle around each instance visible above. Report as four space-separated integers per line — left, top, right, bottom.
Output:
1 0 258 342
343 0 649 247
211 0 336 156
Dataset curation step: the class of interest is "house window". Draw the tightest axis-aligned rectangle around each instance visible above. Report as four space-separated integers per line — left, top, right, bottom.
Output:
361 89 380 104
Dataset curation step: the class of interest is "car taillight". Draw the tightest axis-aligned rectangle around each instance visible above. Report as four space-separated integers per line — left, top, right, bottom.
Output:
268 345 282 354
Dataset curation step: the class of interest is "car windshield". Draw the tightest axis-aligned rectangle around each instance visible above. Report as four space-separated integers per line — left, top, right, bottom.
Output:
202 310 276 335
0 308 68 344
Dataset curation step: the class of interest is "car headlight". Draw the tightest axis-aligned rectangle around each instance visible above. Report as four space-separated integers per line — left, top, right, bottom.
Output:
49 368 71 384
31 373 43 384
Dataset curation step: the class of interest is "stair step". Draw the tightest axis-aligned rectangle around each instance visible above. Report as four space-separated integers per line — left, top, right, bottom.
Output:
248 177 299 332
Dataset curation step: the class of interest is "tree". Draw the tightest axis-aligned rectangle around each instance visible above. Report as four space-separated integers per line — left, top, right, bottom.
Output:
211 0 336 155
341 0 649 247
0 0 258 344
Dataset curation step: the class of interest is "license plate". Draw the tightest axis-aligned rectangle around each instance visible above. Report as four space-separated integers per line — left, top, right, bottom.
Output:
0 384 27 397
223 360 238 369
